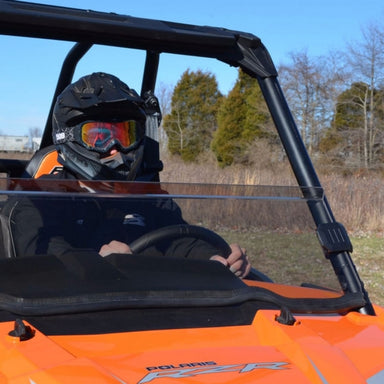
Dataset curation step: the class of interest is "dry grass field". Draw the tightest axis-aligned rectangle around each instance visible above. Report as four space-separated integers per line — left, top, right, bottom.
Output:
161 153 384 306
161 153 384 235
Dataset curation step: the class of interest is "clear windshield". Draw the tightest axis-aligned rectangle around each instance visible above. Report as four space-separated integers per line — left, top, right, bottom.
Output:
0 178 340 292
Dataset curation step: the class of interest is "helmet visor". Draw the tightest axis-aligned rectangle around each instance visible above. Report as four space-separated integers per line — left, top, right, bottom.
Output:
79 120 142 153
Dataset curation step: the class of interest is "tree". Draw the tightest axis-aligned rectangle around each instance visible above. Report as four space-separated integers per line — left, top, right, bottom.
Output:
28 126 42 151
320 22 384 171
345 22 384 169
162 69 222 162
320 83 366 167
320 82 384 170
155 82 173 152
279 50 347 155
211 69 272 166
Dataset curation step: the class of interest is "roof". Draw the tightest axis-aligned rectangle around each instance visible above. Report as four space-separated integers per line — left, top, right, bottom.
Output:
0 0 277 79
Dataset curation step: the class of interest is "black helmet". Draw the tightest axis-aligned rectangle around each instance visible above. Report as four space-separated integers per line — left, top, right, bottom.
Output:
52 72 148 180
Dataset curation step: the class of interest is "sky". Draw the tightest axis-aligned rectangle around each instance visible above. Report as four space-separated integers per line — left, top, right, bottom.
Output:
1 0 384 136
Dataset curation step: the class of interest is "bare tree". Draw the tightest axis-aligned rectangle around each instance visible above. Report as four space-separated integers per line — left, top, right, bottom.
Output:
279 50 347 155
346 22 384 168
155 82 173 152
28 126 42 151
156 81 173 116
319 50 351 125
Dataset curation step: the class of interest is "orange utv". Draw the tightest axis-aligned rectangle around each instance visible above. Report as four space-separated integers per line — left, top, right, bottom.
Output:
0 1 383 383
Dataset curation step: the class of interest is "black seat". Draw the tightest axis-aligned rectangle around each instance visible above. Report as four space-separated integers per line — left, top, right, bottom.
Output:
0 208 16 258
22 145 62 178
0 146 63 258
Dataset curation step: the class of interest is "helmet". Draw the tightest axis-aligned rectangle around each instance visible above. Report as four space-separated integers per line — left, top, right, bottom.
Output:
52 72 148 180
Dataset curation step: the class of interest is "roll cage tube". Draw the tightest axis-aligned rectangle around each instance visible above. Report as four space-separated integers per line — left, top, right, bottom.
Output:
0 0 374 314
254 74 374 315
41 42 92 148
141 50 160 97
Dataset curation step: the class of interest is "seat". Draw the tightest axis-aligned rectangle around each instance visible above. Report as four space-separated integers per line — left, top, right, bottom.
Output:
0 146 62 258
0 209 16 258
0 141 164 258
22 145 62 178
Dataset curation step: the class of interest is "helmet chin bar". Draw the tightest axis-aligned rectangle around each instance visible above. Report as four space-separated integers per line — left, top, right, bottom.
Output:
58 142 144 181
99 150 143 181
100 152 125 169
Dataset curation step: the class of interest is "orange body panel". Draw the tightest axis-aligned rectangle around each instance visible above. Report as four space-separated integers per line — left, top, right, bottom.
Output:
31 150 62 179
1 303 384 383
245 280 343 298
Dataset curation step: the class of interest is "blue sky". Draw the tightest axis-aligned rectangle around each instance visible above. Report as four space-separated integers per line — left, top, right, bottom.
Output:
1 0 384 135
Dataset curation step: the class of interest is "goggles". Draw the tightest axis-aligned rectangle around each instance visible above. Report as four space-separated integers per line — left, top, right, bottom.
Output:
77 120 142 153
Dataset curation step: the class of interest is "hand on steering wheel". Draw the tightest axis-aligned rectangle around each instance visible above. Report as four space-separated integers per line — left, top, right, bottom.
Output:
99 224 268 281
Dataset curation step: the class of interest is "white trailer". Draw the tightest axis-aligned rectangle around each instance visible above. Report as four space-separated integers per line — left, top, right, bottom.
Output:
0 135 29 152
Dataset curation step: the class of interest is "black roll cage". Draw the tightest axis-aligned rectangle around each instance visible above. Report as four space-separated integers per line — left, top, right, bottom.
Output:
0 0 374 315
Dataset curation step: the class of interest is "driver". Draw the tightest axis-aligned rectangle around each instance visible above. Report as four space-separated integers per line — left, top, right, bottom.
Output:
10 72 251 278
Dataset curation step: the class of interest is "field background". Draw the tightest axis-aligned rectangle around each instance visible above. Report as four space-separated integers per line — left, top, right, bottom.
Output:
160 154 384 306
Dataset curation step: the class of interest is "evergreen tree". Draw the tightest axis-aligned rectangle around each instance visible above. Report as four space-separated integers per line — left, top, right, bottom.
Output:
211 69 271 166
320 82 384 170
163 69 222 162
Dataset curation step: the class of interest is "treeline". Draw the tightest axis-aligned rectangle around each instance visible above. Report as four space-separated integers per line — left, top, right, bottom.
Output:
160 21 384 174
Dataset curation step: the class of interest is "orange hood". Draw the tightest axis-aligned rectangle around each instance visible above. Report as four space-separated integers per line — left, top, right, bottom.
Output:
2 306 384 383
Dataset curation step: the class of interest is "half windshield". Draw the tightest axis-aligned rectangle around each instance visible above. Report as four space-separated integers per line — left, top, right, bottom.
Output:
0 178 340 292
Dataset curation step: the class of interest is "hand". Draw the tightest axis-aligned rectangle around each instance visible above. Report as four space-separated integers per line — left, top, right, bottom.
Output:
99 240 132 257
210 243 251 278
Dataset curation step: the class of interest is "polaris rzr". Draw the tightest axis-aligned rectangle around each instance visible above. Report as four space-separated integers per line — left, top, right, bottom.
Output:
0 1 383 383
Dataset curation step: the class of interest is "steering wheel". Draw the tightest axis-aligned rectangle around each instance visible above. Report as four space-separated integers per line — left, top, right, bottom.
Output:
129 224 232 257
129 224 273 282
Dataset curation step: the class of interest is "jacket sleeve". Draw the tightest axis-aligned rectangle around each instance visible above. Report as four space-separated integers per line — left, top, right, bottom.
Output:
163 237 222 260
151 198 223 260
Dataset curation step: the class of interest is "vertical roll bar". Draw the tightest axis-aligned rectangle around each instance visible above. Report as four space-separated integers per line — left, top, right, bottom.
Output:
257 76 375 315
41 42 92 148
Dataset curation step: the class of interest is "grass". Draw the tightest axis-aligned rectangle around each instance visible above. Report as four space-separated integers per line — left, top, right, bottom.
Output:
220 230 384 307
350 235 384 307
212 229 384 308
218 230 340 288
161 154 384 307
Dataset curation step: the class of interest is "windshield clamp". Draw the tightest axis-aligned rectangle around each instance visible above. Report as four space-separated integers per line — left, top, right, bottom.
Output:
316 222 353 258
